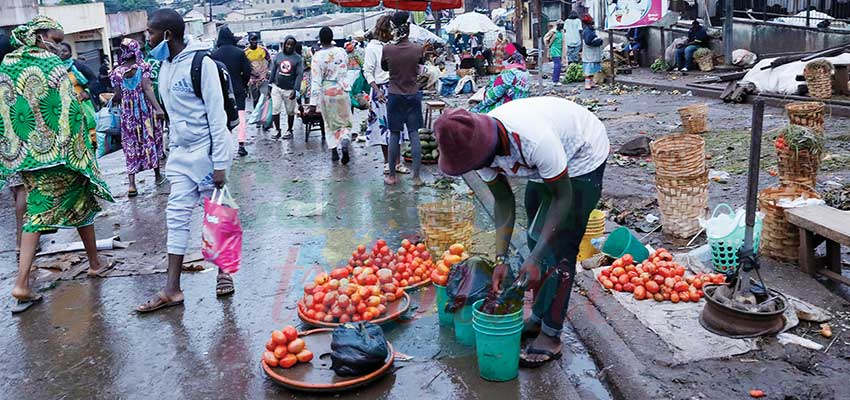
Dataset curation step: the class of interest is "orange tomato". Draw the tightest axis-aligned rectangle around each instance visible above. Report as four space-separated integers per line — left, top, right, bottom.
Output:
282 326 298 342
296 350 314 363
279 353 298 368
265 339 276 351
449 243 465 256
287 338 305 354
272 330 287 345
263 351 279 367
274 345 287 359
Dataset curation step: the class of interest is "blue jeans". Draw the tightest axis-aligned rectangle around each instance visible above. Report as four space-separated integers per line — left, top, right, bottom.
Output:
386 92 423 178
525 162 605 336
552 57 563 83
676 45 700 69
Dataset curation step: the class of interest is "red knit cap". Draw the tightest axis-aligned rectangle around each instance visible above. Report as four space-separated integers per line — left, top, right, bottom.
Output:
434 108 497 176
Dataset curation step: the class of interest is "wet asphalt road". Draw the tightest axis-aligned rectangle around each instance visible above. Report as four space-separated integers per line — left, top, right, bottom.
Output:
0 115 611 399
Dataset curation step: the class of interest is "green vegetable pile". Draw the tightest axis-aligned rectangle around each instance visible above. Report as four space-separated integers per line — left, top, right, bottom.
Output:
650 58 669 73
779 125 825 158
562 63 585 83
694 48 713 59
403 129 439 162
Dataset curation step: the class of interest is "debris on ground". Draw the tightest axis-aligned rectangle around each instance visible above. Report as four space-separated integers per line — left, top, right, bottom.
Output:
823 182 850 210
617 136 652 157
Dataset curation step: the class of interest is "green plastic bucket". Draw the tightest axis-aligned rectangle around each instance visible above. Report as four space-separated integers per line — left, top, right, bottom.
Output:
434 284 453 327
471 299 522 327
602 227 650 263
453 304 475 346
473 322 522 381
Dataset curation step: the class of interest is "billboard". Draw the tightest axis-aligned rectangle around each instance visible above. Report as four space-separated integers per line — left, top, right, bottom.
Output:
604 0 666 29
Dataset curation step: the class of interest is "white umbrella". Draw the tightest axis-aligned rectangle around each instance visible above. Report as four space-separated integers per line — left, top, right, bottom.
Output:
444 12 500 34
409 23 445 44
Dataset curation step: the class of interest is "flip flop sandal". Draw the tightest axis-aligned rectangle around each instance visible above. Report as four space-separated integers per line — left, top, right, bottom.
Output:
87 260 118 278
216 273 235 297
519 347 563 369
136 292 184 314
155 176 167 186
128 188 138 198
11 293 43 314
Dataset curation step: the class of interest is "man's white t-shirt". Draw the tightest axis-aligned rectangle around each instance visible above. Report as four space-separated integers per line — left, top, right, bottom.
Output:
477 97 610 183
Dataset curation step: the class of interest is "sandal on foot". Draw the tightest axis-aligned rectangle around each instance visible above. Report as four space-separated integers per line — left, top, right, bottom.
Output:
128 188 138 198
136 291 184 314
216 273 235 297
87 260 118 278
395 164 410 174
155 176 167 186
11 293 43 314
519 347 563 368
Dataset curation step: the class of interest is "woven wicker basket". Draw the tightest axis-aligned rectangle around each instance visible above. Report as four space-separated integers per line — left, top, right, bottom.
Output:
677 104 709 135
651 133 706 179
777 147 821 187
758 185 820 263
695 54 714 72
785 101 825 133
804 60 833 99
656 176 709 239
418 200 474 254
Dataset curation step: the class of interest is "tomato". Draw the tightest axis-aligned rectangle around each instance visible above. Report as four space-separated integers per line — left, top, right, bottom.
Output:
670 293 680 303
305 309 316 319
623 283 635 292
712 275 726 284
692 280 703 289
263 351 279 367
674 281 689 292
612 259 624 268
630 277 643 286
603 279 614 289
265 339 276 351
662 292 670 301
748 389 765 398
287 338 306 354
658 267 671 278
622 254 634 265
614 283 623 292
357 244 367 254
618 274 629 285
339 314 351 323
645 281 660 294
367 296 382 307
274 345 287 359
283 326 298 342
280 353 298 368
362 311 374 321
449 243 465 256
627 271 638 280
597 274 607 283
352 314 362 322
376 239 387 247
611 267 625 277
304 283 317 295
296 349 314 363
624 264 636 274
272 330 287 345
640 272 651 283
673 265 686 277
634 285 647 300
653 274 665 284
679 292 690 302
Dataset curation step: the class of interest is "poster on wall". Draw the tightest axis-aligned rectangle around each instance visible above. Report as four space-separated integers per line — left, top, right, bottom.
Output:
604 0 667 29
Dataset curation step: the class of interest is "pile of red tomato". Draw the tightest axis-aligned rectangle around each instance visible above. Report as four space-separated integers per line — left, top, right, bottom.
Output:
262 325 313 368
597 249 727 303
345 239 436 289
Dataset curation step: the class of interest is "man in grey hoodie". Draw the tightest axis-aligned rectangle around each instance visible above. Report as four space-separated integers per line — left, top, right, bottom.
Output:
137 9 235 313
269 36 302 139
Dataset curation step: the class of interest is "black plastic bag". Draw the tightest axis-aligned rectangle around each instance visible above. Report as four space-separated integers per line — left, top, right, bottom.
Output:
330 322 389 377
445 256 493 313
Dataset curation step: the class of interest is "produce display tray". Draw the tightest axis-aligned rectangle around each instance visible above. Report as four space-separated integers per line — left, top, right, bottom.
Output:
262 328 394 392
403 156 438 164
401 278 431 291
297 292 411 328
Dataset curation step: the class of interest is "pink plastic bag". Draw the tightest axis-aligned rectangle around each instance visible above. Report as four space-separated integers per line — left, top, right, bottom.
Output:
202 187 243 274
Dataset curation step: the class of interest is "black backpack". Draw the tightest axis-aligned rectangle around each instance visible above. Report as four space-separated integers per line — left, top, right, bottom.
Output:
190 51 239 132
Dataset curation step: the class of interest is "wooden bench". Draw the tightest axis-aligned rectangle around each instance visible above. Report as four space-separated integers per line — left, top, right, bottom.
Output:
785 205 850 285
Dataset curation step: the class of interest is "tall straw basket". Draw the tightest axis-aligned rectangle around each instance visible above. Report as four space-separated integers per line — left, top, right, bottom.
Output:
785 101 825 133
677 104 709 135
803 60 833 99
418 200 475 254
758 185 820 263
651 133 707 179
656 173 709 239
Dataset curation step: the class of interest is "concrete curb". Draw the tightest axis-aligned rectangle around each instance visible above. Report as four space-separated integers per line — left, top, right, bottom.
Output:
462 171 663 400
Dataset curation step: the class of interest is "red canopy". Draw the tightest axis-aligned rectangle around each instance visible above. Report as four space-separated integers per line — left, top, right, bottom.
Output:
329 0 381 7
381 0 462 11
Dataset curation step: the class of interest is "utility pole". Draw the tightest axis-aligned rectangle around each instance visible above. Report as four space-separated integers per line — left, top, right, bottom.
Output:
435 11 442 37
723 0 733 65
514 0 523 43
209 0 213 22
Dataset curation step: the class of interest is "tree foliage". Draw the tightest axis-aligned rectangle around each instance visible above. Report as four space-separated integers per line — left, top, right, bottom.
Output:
60 0 94 5
103 0 160 14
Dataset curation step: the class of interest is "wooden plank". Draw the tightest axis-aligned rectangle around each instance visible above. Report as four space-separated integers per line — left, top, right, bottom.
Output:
799 228 819 276
826 240 843 274
785 205 850 245
834 65 850 96
817 269 850 286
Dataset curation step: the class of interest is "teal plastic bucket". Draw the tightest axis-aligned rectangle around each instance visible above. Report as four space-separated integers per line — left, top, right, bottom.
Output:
473 319 524 333
453 304 475 346
471 299 522 327
434 285 453 327
473 322 522 381
602 227 650 263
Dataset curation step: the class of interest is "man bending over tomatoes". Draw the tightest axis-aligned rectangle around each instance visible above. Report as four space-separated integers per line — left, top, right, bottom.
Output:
433 97 609 367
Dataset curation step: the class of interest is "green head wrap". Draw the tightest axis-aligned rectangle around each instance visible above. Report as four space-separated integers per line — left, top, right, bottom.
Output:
11 16 63 48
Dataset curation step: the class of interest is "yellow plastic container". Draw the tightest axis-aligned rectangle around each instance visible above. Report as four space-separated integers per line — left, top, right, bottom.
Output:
578 210 606 261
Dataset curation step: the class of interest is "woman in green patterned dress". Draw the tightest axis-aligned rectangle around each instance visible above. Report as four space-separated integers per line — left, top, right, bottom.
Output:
0 16 114 313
